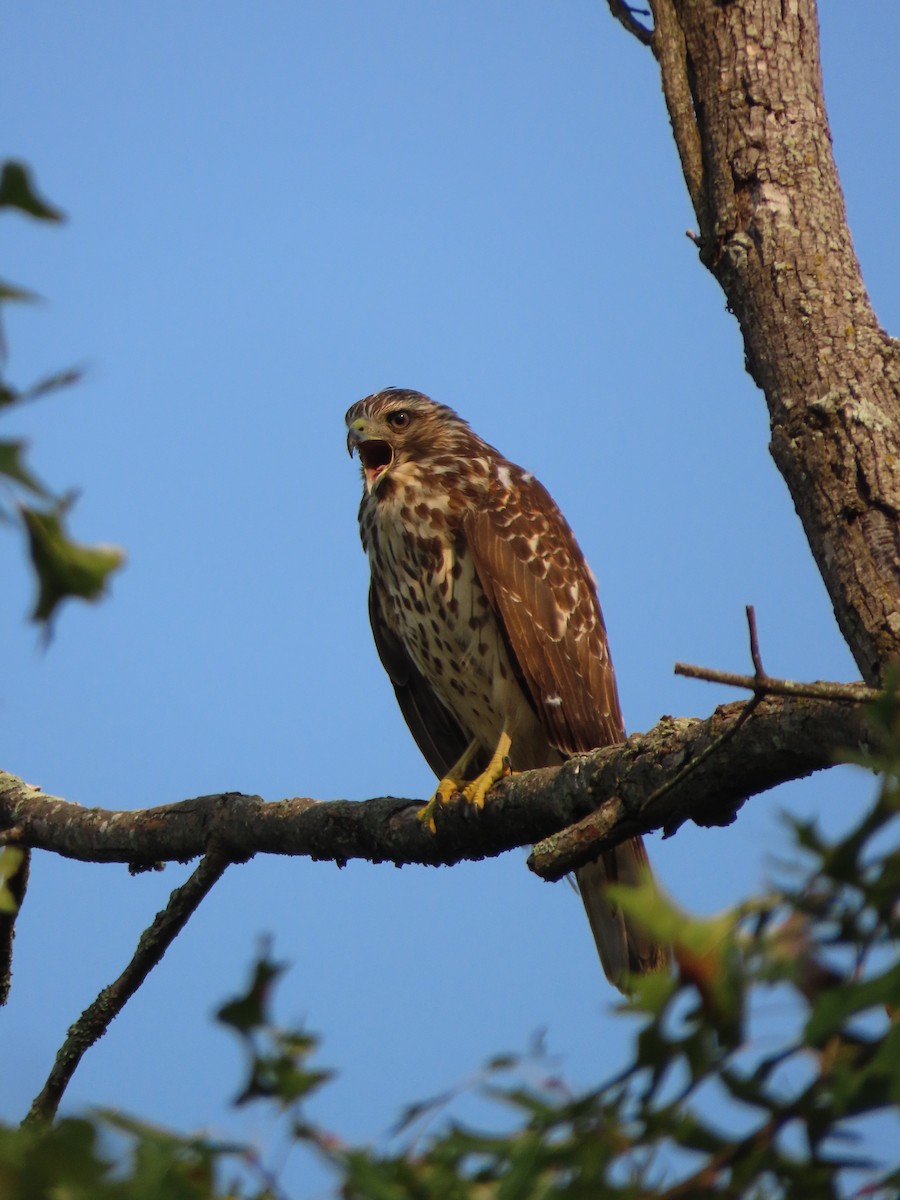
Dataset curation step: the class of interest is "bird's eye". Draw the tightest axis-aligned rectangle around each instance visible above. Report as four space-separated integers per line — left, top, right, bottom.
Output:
387 410 411 430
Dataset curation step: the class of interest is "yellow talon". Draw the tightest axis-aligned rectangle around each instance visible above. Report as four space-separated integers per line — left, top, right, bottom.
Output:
417 730 512 831
417 778 457 833
460 730 512 808
417 739 478 831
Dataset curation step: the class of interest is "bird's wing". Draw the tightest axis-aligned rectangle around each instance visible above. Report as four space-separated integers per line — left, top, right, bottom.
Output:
464 471 624 755
368 582 475 778
465 473 669 985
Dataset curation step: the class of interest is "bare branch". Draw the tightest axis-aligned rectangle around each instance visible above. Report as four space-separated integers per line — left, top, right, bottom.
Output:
525 610 877 883
606 1 654 46
23 849 230 1125
1 691 871 876
528 686 872 882
673 664 880 705
746 605 765 679
648 0 704 214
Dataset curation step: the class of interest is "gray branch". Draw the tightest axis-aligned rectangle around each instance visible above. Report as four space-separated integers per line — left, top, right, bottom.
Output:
0 691 871 877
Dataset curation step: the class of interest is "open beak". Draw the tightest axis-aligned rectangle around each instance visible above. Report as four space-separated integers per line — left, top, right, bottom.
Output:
347 423 394 489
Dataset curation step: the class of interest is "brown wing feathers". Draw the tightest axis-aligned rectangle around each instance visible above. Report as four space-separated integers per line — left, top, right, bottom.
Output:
465 468 670 984
465 472 624 756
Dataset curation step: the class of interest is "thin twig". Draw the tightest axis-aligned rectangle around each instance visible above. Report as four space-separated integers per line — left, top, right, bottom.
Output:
644 698 761 818
606 0 654 46
529 697 762 880
656 1114 788 1200
746 605 765 678
674 663 879 704
23 848 231 1125
530 608 872 881
640 607 769 822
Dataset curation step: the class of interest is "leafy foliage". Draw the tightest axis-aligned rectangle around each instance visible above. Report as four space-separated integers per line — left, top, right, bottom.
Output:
0 162 64 223
0 849 24 915
216 949 334 1111
0 161 124 629
1 696 897 1198
20 501 125 625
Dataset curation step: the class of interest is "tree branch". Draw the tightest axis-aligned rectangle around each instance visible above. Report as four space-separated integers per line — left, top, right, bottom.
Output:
648 0 704 215
23 849 230 1125
528 685 870 881
673 662 881 704
606 1 654 47
636 0 900 686
0 691 871 876
1 680 874 1119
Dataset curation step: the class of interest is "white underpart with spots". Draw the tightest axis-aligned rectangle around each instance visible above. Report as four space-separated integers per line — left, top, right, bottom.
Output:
363 461 550 767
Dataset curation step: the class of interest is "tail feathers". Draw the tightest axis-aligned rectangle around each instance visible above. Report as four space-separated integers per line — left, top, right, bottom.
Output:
575 836 671 992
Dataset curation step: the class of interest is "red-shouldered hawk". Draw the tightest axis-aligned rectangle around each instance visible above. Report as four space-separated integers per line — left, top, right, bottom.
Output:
347 388 669 990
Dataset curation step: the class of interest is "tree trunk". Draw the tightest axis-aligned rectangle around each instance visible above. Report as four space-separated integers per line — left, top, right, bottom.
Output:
640 0 900 686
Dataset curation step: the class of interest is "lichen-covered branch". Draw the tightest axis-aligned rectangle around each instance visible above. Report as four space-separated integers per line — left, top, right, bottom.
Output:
23 849 230 1126
0 690 871 875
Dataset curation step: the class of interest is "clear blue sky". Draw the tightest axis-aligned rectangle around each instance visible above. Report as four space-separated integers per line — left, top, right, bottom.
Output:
2 3 898 1194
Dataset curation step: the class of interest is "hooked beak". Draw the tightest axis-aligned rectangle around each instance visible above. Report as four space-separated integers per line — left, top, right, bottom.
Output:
347 419 394 489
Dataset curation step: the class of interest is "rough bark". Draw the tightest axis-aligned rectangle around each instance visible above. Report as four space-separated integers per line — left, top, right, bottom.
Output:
0 692 870 873
636 0 900 686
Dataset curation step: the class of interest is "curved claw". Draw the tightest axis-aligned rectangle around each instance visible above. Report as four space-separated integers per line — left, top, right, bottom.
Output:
418 730 513 832
417 778 458 833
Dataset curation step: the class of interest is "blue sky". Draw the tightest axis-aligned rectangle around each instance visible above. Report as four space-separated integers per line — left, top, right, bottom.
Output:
2 2 898 1193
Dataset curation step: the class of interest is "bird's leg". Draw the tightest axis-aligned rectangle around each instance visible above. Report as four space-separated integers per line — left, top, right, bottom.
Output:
418 728 513 833
460 728 512 808
417 738 481 832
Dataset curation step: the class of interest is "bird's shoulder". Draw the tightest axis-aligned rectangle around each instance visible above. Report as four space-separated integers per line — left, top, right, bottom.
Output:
476 457 587 568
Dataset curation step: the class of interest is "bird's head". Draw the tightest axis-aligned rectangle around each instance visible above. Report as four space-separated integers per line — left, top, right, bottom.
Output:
346 388 480 493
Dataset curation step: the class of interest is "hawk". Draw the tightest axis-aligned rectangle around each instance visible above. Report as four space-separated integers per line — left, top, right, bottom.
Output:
346 388 669 989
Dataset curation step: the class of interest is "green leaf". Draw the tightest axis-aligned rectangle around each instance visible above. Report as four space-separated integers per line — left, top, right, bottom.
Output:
609 876 745 1039
0 440 50 496
215 950 287 1034
0 368 82 413
20 368 84 406
234 1054 332 1109
0 1118 111 1193
20 500 125 626
0 383 19 409
0 847 25 914
0 278 41 303
805 962 900 1045
0 161 64 221
604 874 673 947
389 1091 454 1138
